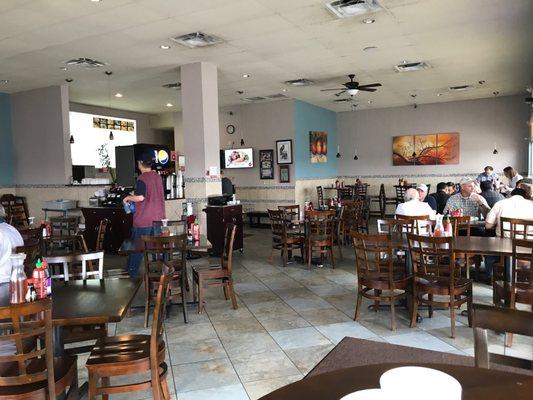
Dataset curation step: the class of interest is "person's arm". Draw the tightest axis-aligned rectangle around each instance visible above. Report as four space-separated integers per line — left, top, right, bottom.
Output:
470 193 490 217
123 180 146 203
485 205 498 230
427 195 437 212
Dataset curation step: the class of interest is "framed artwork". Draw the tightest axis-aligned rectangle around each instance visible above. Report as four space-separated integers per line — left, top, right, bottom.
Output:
279 165 290 183
309 131 328 163
259 149 274 180
276 139 293 164
392 132 460 165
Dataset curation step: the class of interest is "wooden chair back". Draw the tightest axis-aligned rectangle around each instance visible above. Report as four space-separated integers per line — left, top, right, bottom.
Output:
1 195 29 229
16 238 41 276
278 205 300 222
49 216 78 237
395 185 409 204
338 187 353 200
473 303 533 371
511 238 533 287
141 234 187 278
44 251 104 281
307 210 336 238
377 218 413 235
352 232 395 284
268 209 287 241
450 216 471 237
0 299 55 398
152 219 187 235
407 233 456 279
499 217 533 240
354 183 368 198
150 265 174 395
95 218 109 251
221 224 237 275
316 186 324 206
19 227 42 241
395 214 431 235
343 199 365 233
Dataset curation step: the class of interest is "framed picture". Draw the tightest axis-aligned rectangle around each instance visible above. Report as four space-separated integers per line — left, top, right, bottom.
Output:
276 139 293 164
309 131 328 163
259 149 274 180
279 165 290 183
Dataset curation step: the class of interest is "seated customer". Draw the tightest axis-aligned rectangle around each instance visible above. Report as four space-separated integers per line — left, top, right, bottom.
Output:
479 180 504 208
0 230 12 306
446 181 456 195
484 187 533 278
416 184 437 212
0 205 23 249
395 188 435 217
476 165 499 187
517 177 532 199
502 166 523 193
430 182 450 214
443 177 490 218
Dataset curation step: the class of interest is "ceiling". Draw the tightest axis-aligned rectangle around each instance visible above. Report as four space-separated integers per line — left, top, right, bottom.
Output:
0 0 531 114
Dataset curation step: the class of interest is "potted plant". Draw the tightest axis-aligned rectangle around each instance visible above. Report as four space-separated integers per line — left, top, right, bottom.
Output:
97 143 116 183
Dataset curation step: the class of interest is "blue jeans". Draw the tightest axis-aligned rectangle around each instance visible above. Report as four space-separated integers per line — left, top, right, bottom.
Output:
127 226 153 278
484 256 510 280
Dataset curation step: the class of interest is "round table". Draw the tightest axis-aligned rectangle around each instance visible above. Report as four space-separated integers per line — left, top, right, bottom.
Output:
259 363 533 400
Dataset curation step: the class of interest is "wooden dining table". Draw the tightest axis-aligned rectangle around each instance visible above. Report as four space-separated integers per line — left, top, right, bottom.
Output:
118 233 212 255
260 362 533 400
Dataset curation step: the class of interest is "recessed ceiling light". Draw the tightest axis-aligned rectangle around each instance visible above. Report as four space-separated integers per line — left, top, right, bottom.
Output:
478 80 486 85
160 45 171 50
0 79 9 84
493 91 499 96
166 103 173 107
362 18 375 24
65 78 73 83
59 67 67 71
437 93 443 97
171 32 222 48
367 100 373 104
114 93 123 98
242 74 250 78
90 0 101 2
401 60 409 64
281 88 288 92
363 46 377 51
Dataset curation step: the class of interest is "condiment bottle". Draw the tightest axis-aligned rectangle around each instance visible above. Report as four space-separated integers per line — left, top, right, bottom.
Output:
32 259 48 299
444 215 453 237
192 223 200 241
10 254 28 304
433 214 444 237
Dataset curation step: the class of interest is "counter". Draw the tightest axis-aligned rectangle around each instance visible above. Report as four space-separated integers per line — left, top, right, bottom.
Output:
81 207 132 253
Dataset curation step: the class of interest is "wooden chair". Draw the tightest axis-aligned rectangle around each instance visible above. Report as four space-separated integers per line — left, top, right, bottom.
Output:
142 234 188 326
395 214 431 235
394 185 409 205
50 216 79 237
354 183 369 198
341 199 368 242
15 238 41 277
450 216 478 279
0 299 78 399
193 223 238 313
1 194 29 229
86 266 173 400
18 227 42 241
407 233 473 338
152 219 187 235
316 186 324 207
94 218 109 251
268 210 304 267
473 303 533 371
306 210 336 270
338 187 353 201
493 238 533 347
45 252 104 281
278 205 301 222
352 232 411 330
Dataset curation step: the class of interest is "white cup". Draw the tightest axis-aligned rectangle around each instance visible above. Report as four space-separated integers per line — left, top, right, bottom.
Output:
161 219 169 227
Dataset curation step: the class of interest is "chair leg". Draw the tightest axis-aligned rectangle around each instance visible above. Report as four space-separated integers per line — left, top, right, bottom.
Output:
410 291 419 328
307 244 312 270
181 278 188 323
329 246 335 268
467 287 473 328
144 286 151 328
373 289 381 311
192 274 198 303
197 278 204 314
449 295 456 339
223 285 229 300
428 294 433 318
161 375 171 400
354 286 363 321
390 294 396 331
282 245 288 267
101 376 110 400
228 281 238 310
337 240 343 260
87 372 97 400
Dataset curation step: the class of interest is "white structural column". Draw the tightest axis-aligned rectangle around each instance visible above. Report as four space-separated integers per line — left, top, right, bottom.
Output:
181 62 222 228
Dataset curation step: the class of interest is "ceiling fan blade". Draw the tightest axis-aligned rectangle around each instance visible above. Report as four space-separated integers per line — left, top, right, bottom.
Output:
335 90 347 97
321 88 346 91
358 88 377 92
358 83 382 89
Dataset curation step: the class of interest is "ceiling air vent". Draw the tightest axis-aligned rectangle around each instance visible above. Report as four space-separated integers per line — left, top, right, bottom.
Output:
394 62 431 72
333 98 354 103
326 0 382 18
242 96 267 102
284 79 315 87
266 93 289 99
170 32 223 48
448 84 473 92
64 57 107 68
162 82 181 90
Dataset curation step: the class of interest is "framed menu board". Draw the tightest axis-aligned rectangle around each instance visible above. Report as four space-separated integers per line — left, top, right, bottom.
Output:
259 149 274 180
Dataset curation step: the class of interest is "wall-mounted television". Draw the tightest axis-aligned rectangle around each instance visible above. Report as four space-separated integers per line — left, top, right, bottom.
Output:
223 148 254 169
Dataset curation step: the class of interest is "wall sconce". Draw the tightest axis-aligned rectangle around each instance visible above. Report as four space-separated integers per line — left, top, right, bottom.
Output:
336 145 341 158
69 135 75 144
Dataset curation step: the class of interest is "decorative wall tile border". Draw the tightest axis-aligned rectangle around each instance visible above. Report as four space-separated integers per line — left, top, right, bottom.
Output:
240 199 294 204
0 184 111 188
184 177 221 183
236 185 295 190
295 176 337 181
338 173 490 179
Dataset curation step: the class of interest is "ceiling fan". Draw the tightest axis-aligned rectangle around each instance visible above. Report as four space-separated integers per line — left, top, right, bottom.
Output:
321 74 382 96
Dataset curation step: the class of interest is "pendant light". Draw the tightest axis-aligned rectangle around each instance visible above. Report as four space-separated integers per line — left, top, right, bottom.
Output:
492 142 498 155
105 71 114 140
69 135 75 144
336 145 341 158
353 148 359 160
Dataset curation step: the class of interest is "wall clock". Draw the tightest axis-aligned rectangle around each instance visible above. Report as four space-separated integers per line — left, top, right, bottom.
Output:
226 124 236 134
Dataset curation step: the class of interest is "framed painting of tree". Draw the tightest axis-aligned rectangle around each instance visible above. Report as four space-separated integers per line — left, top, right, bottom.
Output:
392 133 459 165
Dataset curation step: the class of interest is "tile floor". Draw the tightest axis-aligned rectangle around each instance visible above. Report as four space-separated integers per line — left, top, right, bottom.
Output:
78 226 532 399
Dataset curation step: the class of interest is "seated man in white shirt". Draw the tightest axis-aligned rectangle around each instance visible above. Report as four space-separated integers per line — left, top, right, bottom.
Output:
483 187 533 279
0 205 23 249
0 230 12 306
395 188 436 218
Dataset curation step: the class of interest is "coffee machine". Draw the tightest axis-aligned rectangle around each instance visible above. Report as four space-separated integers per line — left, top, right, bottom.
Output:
115 144 183 200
